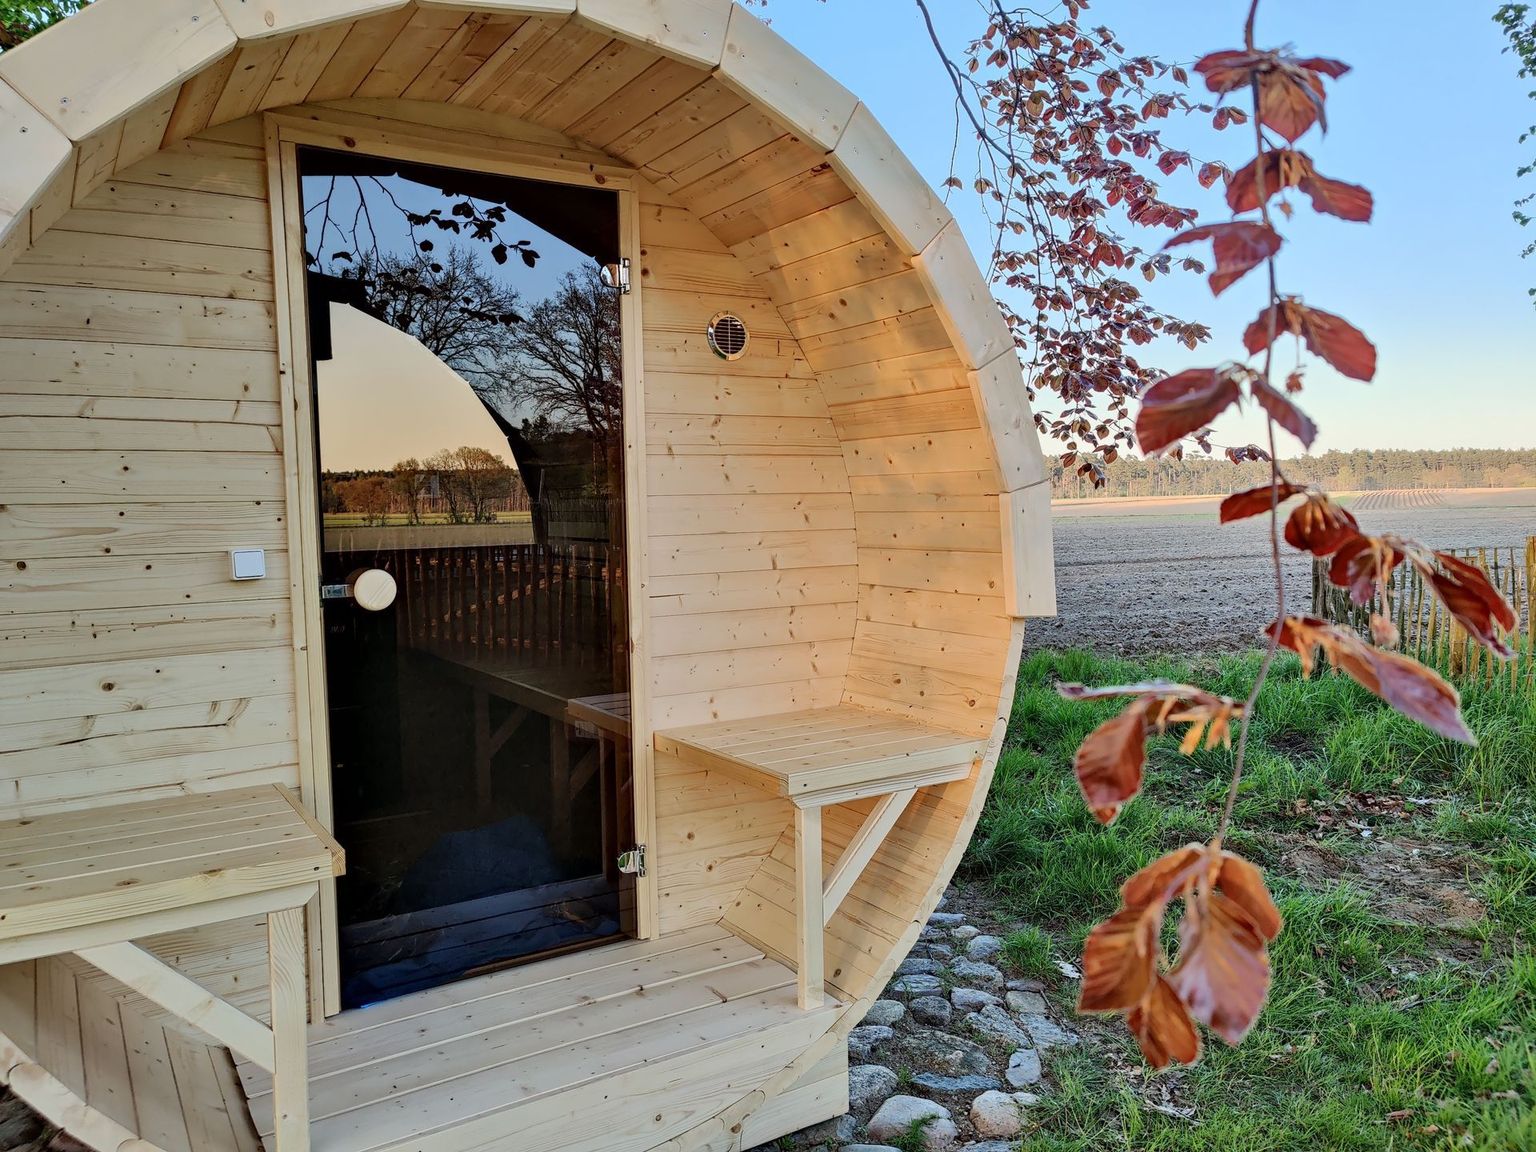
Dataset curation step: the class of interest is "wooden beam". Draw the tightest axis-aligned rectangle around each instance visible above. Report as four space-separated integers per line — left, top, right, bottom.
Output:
0 79 72 261
793 806 824 1010
267 906 310 1152
716 4 857 151
830 103 953 258
1000 485 1057 619
914 218 1014 371
575 0 731 69
822 787 915 924
213 0 408 40
73 941 276 1072
0 0 236 141
969 350 1048 495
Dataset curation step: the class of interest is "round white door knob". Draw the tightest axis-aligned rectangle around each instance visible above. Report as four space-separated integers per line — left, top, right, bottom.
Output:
349 568 397 612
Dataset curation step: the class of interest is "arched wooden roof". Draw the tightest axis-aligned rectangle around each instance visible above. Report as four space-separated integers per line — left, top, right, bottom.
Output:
0 0 1053 616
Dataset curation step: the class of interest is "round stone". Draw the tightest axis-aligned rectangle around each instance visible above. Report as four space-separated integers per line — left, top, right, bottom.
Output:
909 995 953 1027
848 1064 900 1117
863 999 906 1027
866 1096 957 1151
970 1089 1028 1138
966 934 1005 961
1006 1047 1043 1087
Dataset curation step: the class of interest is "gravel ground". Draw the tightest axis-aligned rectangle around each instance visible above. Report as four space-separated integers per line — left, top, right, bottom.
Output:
1025 488 1535 655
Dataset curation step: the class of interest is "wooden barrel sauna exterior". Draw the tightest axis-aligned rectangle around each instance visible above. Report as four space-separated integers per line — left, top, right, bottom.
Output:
0 3 1056 1150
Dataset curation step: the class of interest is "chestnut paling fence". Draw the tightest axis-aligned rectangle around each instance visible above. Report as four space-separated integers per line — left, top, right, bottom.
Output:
335 542 625 672
1311 537 1536 686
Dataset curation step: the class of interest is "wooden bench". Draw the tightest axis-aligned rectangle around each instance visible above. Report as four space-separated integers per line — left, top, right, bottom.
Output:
0 786 344 1152
655 705 983 1009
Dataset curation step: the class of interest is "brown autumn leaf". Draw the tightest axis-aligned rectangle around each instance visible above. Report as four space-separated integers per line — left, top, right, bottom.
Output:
1169 889 1272 1045
1426 552 1519 658
1120 843 1210 910
1250 377 1317 447
1080 844 1209 1015
1226 149 1372 222
1329 534 1404 605
1213 852 1284 940
1163 221 1282 295
1195 49 1350 141
1268 617 1476 744
1300 169 1373 222
1128 974 1202 1068
1284 494 1359 555
1135 367 1244 455
1072 700 1151 824
1079 905 1161 1013
1220 482 1307 523
1367 646 1476 745
1244 298 1377 382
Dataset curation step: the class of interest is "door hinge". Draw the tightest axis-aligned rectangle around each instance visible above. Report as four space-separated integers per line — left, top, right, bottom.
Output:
617 845 646 877
601 258 631 295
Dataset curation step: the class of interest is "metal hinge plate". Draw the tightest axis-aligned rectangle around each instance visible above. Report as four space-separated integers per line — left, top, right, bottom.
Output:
617 845 646 876
601 258 632 294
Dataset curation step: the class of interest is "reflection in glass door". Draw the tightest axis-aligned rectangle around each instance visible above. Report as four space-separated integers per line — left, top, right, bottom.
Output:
297 148 634 1008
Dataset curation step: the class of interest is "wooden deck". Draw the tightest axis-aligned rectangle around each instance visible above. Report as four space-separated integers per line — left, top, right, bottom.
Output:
237 924 840 1152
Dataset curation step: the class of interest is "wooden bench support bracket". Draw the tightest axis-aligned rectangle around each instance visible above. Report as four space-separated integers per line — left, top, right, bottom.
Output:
822 787 916 926
75 940 277 1072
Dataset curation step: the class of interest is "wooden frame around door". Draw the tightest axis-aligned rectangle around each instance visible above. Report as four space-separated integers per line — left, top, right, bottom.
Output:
262 107 656 1019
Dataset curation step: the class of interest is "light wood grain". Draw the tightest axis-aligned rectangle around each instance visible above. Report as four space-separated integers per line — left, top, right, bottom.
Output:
0 0 236 142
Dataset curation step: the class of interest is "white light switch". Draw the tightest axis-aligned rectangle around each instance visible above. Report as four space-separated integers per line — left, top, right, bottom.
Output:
231 548 267 580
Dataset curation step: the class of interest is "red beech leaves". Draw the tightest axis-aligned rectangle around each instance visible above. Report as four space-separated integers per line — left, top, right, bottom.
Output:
1250 377 1317 447
1244 298 1377 381
1169 890 1274 1045
1284 494 1359 555
1225 150 1372 222
1195 49 1349 141
1268 617 1475 744
1070 700 1151 824
1080 845 1281 1067
1328 534 1404 605
1164 221 1282 295
1058 683 1244 824
1219 482 1306 523
1425 551 1519 658
1130 975 1203 1067
1134 367 1244 454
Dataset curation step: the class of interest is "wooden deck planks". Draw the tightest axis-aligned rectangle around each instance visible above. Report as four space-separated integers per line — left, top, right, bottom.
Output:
231 924 835 1152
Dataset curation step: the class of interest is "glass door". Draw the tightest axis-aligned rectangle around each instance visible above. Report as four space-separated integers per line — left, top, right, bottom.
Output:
296 148 634 1008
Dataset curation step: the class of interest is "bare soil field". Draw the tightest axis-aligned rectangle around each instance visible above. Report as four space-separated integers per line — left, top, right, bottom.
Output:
1027 487 1536 654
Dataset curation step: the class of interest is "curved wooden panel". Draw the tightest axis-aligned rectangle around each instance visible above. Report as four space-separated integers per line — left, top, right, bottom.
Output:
0 4 1055 1148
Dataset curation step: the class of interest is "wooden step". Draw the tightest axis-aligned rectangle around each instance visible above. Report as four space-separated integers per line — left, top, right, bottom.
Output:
236 926 841 1152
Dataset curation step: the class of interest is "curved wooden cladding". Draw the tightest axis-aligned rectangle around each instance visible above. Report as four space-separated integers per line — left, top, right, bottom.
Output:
0 6 1054 1147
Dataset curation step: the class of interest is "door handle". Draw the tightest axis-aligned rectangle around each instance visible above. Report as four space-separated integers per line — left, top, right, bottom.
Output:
321 568 398 611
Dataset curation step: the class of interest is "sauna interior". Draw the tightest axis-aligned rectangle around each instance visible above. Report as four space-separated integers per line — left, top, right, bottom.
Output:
0 3 1056 1151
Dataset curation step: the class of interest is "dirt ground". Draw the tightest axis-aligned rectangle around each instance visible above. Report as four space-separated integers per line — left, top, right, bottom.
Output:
1026 488 1536 654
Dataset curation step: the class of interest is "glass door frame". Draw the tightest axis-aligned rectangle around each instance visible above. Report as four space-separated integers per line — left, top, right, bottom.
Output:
262 109 656 1020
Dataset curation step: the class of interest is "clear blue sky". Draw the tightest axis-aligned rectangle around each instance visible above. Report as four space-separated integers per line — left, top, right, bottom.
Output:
761 1 1536 454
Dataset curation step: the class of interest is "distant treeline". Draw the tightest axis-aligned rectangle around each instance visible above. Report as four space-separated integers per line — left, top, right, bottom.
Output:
1051 448 1536 499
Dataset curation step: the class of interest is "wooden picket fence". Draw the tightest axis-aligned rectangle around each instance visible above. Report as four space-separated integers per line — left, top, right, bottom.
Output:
330 541 624 671
1311 537 1535 686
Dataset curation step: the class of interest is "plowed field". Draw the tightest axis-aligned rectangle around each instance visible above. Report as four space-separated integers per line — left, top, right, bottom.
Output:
1027 488 1535 654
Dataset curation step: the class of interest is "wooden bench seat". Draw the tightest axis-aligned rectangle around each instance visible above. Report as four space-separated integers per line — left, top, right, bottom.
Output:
654 705 983 807
0 786 344 1152
654 705 983 1009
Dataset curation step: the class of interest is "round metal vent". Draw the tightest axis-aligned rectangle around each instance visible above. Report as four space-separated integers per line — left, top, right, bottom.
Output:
707 311 749 361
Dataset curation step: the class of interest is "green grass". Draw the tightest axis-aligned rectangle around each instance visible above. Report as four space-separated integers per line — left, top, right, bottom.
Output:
964 649 1536 1151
